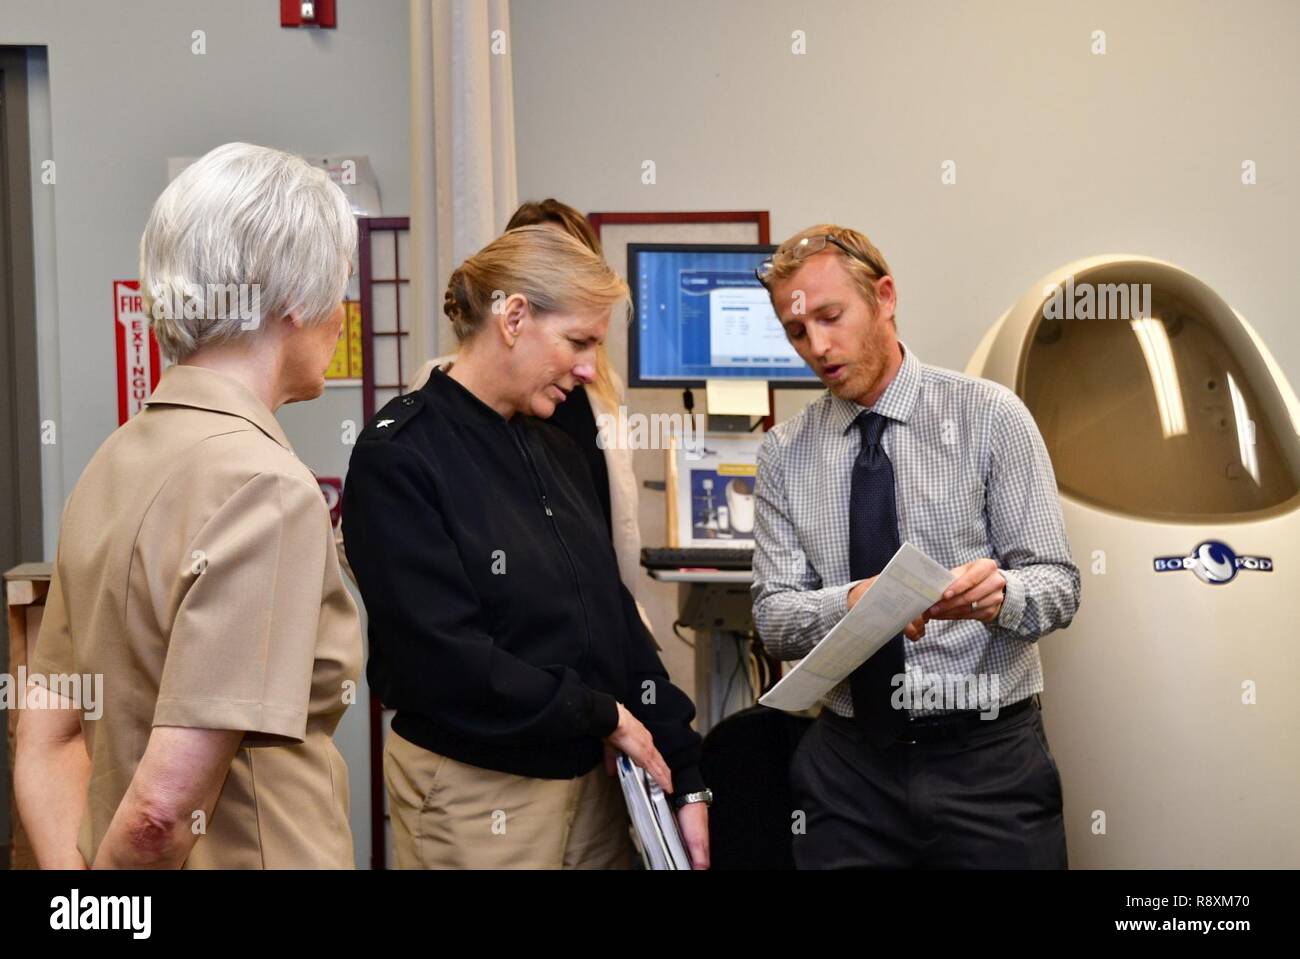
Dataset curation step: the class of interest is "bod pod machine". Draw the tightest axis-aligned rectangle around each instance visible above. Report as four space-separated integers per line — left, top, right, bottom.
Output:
967 255 1300 867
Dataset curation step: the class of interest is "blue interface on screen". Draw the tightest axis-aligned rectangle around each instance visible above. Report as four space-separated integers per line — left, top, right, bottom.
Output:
633 249 816 382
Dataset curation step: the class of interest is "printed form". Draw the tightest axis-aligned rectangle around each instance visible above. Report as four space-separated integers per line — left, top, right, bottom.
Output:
759 543 957 712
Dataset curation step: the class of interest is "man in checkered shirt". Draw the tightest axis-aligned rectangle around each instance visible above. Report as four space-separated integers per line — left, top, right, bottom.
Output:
752 224 1081 868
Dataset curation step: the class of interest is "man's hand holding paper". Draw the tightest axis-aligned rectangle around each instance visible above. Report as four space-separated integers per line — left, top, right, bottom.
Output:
925 557 1007 623
848 576 929 641
758 543 957 713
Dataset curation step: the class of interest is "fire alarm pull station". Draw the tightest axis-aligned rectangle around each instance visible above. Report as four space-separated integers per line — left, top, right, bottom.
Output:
282 0 337 28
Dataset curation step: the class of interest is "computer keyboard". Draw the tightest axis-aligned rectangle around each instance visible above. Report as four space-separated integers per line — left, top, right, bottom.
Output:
641 546 754 571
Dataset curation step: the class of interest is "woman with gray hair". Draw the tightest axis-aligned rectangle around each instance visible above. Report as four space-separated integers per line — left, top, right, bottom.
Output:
15 142 363 868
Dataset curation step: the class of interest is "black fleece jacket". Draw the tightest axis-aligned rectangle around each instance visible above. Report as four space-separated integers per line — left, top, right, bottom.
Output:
342 367 704 795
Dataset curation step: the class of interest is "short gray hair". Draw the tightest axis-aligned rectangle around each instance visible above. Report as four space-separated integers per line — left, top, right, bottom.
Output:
140 142 357 362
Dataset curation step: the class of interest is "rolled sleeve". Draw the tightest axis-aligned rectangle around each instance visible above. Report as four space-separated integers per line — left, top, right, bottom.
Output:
154 471 331 745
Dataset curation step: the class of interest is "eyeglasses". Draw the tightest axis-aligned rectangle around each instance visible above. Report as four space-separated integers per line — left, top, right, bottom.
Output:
755 234 886 286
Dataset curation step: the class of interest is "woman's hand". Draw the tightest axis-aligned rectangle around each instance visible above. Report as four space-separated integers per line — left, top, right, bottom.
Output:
14 684 92 869
603 702 673 794
676 800 710 869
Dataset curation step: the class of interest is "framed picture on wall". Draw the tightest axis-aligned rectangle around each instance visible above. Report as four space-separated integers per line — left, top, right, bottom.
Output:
665 431 763 548
588 210 769 246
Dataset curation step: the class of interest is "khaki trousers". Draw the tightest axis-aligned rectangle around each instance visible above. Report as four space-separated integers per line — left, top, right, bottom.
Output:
384 730 633 869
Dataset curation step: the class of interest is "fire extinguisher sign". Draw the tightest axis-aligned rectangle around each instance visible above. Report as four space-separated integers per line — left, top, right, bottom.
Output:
114 280 162 425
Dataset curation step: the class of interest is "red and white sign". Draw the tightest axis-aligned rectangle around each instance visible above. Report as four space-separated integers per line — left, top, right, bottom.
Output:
113 280 162 425
316 476 343 526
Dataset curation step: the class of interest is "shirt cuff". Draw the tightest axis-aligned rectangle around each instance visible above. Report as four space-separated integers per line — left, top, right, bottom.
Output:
671 764 707 798
819 581 855 636
153 697 308 745
996 567 1027 634
584 689 621 738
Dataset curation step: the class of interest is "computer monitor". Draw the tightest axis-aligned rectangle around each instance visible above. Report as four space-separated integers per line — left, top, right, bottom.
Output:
627 243 819 388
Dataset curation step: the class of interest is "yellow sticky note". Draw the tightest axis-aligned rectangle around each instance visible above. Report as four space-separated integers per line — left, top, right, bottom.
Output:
706 379 770 416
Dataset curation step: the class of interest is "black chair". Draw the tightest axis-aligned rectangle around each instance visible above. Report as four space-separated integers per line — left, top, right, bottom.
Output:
701 705 814 870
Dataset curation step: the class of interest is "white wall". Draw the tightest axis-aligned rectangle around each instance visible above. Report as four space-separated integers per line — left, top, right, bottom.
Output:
509 0 1300 693
510 0 1299 381
3 0 412 868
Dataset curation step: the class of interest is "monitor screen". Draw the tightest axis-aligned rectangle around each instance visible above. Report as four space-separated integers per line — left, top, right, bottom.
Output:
628 243 819 387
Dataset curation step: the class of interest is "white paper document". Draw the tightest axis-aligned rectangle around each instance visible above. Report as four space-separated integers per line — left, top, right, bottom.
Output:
759 543 957 713
616 755 691 870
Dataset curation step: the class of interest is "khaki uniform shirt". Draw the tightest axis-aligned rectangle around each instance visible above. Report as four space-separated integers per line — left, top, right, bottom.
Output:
31 365 362 868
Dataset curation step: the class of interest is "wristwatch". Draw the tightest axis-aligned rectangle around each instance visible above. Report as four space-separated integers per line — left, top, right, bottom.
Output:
672 788 714 810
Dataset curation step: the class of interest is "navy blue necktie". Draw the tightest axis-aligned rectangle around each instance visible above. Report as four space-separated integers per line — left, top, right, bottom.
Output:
847 411 908 746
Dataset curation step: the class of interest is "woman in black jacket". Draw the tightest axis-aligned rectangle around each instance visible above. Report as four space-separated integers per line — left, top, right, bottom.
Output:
342 225 709 869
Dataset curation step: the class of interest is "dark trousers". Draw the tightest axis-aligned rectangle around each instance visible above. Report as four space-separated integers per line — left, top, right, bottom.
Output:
790 698 1068 868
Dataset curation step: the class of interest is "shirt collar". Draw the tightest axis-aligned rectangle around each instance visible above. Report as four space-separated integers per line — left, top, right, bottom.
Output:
144 364 294 451
428 364 512 424
828 340 922 435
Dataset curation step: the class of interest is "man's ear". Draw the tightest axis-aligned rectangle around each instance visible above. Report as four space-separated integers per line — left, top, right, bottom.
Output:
874 275 897 320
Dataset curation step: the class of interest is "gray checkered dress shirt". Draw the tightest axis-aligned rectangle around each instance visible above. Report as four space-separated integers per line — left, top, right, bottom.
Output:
752 341 1081 718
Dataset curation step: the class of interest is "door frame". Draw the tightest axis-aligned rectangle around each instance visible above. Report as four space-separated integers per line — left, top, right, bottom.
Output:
0 46 43 569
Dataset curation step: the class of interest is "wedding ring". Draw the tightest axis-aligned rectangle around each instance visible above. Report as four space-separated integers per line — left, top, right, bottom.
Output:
971 600 979 611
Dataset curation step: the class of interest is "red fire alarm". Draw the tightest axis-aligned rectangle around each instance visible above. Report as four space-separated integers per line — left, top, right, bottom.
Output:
282 0 337 28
